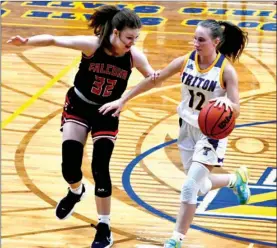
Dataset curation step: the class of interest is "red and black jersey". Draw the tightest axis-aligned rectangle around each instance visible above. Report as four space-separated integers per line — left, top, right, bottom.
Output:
73 47 133 104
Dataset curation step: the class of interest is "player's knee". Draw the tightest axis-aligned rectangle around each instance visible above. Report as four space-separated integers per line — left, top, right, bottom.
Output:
92 138 115 198
180 178 200 204
181 162 210 203
198 178 212 196
94 173 112 197
62 140 83 184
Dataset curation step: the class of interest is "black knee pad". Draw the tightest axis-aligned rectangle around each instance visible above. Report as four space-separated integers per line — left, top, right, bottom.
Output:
62 140 84 184
92 139 114 197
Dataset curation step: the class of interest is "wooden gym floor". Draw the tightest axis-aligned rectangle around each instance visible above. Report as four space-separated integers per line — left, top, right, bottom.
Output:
1 1 276 248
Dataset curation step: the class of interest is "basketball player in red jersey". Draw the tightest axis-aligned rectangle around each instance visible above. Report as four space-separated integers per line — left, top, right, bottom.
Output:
99 19 251 248
8 5 160 248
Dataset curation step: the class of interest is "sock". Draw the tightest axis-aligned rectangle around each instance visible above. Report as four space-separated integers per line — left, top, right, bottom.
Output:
227 174 237 188
172 231 185 242
70 184 83 195
98 215 110 226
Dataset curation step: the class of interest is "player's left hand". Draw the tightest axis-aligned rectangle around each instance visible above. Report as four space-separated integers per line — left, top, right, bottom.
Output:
7 35 28 46
99 99 123 117
209 97 233 111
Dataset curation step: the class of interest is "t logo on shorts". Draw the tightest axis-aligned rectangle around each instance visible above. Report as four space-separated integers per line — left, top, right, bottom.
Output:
203 147 211 156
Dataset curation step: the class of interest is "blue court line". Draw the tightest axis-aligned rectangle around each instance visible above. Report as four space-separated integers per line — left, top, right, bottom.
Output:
122 120 277 247
235 120 276 128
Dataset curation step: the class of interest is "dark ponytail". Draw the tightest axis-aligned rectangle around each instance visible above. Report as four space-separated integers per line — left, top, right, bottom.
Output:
88 5 142 49
217 21 248 62
198 19 248 62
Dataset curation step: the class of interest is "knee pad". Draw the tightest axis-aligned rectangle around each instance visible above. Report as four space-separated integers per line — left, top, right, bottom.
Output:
92 138 114 198
180 162 210 203
198 178 212 196
180 178 199 204
62 140 83 184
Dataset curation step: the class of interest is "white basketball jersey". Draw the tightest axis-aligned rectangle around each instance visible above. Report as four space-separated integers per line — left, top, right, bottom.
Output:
177 51 227 128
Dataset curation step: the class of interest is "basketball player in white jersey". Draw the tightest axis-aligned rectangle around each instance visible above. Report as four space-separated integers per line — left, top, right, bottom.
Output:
99 19 250 248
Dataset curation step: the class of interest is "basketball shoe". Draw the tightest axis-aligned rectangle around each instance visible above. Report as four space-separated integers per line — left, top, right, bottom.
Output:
55 184 86 220
91 223 113 248
164 239 181 248
233 166 251 204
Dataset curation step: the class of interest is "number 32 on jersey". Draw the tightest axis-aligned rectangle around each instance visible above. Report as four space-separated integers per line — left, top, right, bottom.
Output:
91 75 117 97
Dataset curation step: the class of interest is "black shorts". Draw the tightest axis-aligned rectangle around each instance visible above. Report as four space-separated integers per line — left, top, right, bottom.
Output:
61 87 119 141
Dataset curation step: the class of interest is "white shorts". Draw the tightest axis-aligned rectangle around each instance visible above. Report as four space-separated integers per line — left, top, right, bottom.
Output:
177 119 228 171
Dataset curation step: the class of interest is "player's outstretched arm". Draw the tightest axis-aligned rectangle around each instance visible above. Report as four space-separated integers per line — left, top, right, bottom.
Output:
99 55 185 116
7 35 97 56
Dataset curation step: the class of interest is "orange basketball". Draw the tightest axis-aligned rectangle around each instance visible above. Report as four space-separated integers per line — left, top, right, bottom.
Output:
198 101 236 140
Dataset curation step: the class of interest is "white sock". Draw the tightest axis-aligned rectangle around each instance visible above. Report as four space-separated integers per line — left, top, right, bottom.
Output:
98 215 110 226
70 184 83 195
172 231 185 242
227 174 237 188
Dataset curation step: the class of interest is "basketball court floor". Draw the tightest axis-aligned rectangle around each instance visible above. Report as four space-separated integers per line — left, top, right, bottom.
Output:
1 1 276 247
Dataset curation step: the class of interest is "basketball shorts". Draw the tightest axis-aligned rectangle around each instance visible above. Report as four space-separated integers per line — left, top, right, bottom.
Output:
177 118 228 170
61 87 119 142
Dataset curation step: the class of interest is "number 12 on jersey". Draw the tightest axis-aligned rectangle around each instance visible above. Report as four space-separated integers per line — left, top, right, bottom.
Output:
91 75 117 97
188 89 206 110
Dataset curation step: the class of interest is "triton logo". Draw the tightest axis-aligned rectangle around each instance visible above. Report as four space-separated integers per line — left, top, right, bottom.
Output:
203 147 211 155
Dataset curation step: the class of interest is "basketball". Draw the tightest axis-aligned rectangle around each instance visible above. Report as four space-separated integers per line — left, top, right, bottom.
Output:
198 101 236 140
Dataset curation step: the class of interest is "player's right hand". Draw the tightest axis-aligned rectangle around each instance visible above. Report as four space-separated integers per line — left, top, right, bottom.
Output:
98 99 124 117
7 35 28 46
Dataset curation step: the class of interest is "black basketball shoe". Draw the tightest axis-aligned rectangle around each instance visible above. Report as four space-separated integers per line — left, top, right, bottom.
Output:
55 184 86 220
91 223 113 248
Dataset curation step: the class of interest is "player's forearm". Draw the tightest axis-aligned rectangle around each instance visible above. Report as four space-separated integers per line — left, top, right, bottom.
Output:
231 102 240 118
121 77 157 104
26 34 54 46
121 70 168 104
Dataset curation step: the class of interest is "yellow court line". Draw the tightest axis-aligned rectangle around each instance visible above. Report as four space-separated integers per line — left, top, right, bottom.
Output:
1 56 80 129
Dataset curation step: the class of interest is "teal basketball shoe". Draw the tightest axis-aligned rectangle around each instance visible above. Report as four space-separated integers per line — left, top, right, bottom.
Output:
233 166 251 204
164 239 181 248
